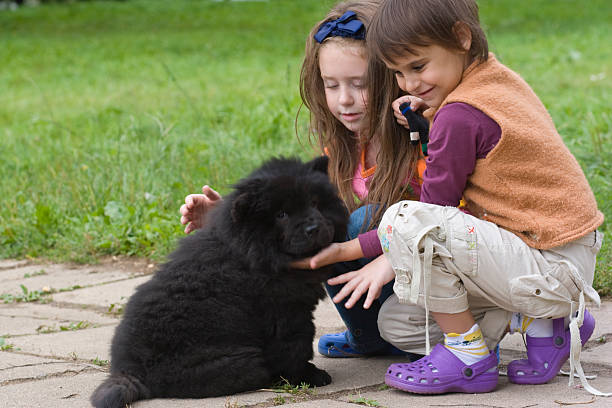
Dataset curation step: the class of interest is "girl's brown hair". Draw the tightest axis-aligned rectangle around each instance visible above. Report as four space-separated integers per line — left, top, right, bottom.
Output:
363 53 420 229
299 0 421 230
367 0 488 66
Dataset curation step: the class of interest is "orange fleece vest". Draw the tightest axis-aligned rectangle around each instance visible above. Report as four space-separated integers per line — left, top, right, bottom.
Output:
424 54 603 249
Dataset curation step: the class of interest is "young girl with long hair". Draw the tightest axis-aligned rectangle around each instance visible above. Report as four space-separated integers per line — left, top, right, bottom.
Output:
181 0 425 359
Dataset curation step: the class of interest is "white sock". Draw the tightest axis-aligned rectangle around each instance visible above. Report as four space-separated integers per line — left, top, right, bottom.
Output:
444 324 490 366
509 313 558 338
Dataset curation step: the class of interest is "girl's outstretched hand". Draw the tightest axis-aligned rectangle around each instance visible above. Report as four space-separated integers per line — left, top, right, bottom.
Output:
290 238 363 270
179 185 222 234
327 254 395 310
391 95 428 129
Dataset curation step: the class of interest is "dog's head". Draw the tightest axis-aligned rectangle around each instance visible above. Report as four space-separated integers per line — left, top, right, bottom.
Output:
228 156 348 261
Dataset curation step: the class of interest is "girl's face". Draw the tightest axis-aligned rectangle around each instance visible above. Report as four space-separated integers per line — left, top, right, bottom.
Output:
318 42 368 134
386 44 469 108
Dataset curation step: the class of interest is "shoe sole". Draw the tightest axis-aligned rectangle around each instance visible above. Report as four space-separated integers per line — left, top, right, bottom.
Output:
317 344 362 358
385 373 498 394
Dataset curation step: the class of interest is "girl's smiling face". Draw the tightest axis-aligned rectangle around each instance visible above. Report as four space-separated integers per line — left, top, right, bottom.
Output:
318 42 368 134
387 44 469 108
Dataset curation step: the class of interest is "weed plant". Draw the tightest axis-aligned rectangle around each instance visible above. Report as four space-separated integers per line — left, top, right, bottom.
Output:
0 1 610 292
91 356 109 367
1 284 52 303
349 395 385 407
0 337 16 351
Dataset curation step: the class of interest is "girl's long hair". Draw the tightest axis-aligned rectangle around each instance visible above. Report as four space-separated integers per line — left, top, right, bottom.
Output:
299 0 420 231
363 57 420 230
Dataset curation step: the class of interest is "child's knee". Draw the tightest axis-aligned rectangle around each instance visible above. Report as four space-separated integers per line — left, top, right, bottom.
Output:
377 295 444 352
377 295 400 344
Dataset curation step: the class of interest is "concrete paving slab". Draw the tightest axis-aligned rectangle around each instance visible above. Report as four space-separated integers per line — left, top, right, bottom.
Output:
0 263 148 296
0 303 117 330
582 341 612 368
132 391 281 408
51 276 151 309
352 375 612 408
0 259 28 270
275 401 355 407
1 258 612 408
0 352 96 385
590 302 612 339
0 371 109 408
9 326 115 361
0 314 89 337
313 354 398 391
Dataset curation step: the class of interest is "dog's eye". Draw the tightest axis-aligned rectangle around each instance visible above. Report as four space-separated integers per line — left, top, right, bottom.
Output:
276 211 288 219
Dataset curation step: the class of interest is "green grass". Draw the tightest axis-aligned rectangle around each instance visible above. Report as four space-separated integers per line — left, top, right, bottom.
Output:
0 1 610 293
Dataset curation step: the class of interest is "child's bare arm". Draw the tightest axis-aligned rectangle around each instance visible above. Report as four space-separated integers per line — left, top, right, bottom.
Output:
290 238 363 270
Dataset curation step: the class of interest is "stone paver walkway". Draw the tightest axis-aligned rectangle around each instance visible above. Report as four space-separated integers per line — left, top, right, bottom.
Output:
1 258 611 407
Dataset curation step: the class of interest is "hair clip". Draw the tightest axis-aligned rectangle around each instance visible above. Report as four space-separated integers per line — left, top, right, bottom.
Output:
314 11 365 44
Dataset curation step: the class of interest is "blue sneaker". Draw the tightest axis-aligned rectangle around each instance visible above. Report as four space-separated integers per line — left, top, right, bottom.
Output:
318 331 410 358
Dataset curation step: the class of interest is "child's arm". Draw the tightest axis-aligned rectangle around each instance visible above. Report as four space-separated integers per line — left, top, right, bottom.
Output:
179 185 222 234
327 254 395 309
290 237 364 269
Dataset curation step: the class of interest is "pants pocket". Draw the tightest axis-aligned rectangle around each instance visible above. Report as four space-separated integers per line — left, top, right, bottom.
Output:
447 213 479 277
380 201 451 304
509 260 584 318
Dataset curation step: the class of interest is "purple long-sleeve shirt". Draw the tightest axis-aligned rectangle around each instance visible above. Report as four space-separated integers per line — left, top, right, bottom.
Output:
358 103 501 258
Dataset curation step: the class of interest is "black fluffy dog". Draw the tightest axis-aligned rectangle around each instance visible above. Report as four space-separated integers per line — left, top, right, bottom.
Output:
91 156 348 407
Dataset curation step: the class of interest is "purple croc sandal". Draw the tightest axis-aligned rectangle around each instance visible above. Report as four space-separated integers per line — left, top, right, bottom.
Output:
507 309 595 385
385 343 499 394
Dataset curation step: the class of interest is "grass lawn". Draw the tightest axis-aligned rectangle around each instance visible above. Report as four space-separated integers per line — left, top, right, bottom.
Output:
1 0 610 293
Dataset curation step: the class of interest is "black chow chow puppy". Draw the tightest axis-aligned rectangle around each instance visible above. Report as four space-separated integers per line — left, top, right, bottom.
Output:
91 156 348 408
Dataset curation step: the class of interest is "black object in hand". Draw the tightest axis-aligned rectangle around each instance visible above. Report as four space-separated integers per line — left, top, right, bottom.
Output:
399 102 429 146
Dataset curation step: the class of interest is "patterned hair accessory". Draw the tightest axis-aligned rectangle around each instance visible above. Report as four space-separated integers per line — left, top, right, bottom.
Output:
314 11 365 44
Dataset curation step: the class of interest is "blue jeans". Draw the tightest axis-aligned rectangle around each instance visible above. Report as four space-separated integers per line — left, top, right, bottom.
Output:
325 205 396 353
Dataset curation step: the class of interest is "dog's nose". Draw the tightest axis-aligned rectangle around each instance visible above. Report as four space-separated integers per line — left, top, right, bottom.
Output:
304 223 319 236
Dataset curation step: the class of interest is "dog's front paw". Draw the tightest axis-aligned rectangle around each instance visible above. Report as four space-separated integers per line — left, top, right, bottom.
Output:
289 362 331 387
307 366 332 387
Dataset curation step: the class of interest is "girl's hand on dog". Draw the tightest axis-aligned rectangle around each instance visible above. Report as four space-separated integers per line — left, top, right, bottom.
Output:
179 185 222 234
327 255 395 309
290 238 363 270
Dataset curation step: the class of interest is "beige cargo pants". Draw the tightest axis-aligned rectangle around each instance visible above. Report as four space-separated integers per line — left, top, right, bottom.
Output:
376 200 602 355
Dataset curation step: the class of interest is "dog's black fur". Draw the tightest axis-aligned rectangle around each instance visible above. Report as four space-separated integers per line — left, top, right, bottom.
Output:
91 156 348 407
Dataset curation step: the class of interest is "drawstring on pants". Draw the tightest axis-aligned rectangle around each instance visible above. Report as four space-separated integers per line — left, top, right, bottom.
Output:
568 292 611 397
399 225 437 356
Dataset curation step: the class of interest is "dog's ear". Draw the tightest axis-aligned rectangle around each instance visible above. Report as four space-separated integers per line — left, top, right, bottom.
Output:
306 155 329 175
231 192 250 223
230 179 265 223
